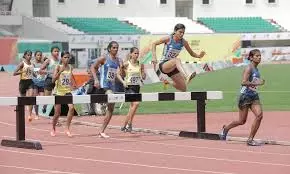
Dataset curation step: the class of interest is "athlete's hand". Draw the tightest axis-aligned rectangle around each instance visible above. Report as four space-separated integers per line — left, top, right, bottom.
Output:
94 80 100 89
71 85 77 91
122 82 128 88
142 73 146 80
198 51 206 58
151 58 157 71
39 69 47 75
259 79 265 86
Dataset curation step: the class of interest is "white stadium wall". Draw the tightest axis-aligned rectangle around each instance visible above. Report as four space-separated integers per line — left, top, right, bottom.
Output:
0 15 22 25
11 0 33 16
49 0 175 18
13 16 69 42
192 0 289 19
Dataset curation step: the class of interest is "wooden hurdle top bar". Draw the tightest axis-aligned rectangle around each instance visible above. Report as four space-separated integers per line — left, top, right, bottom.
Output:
0 91 223 106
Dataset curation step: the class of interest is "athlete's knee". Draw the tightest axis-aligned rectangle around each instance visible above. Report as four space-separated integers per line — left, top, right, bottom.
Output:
256 112 263 121
54 110 61 116
133 102 139 107
178 85 187 92
238 119 247 125
175 58 181 64
54 105 61 115
175 84 186 92
181 88 186 92
107 103 114 112
68 105 74 112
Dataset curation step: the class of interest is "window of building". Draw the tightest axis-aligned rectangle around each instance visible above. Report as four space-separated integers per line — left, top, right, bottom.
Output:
245 0 253 4
268 0 276 4
160 0 167 4
98 0 105 4
202 0 209 4
118 0 125 5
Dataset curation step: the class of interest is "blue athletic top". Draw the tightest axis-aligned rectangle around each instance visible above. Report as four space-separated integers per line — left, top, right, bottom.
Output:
160 35 184 62
240 65 261 96
32 62 46 87
99 54 120 90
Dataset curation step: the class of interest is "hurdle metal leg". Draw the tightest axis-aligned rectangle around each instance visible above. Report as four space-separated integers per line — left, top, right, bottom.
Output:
16 105 25 140
178 99 221 140
197 99 206 132
1 105 43 150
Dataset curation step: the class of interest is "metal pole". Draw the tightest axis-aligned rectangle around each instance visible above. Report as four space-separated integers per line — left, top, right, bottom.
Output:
16 105 25 141
196 100 206 132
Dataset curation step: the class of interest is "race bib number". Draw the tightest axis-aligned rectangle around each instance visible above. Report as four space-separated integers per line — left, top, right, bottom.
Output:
33 68 46 80
33 68 43 79
106 68 117 81
166 49 180 59
249 77 260 91
129 73 141 85
61 75 71 86
26 67 33 77
34 67 40 73
240 86 246 93
248 86 257 91
241 77 260 93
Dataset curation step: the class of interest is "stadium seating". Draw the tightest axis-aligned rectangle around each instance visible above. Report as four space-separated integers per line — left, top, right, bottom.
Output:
121 17 213 34
198 17 281 33
0 28 15 36
270 18 290 32
33 17 85 35
58 17 148 35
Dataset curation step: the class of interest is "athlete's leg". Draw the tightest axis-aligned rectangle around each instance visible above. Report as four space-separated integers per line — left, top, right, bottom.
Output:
51 104 61 136
169 73 187 92
247 102 263 146
26 88 34 122
65 103 75 137
161 58 196 84
99 90 114 138
33 87 40 119
122 101 139 132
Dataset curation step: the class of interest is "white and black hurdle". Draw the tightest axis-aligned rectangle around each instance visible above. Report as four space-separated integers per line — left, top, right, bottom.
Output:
0 91 223 150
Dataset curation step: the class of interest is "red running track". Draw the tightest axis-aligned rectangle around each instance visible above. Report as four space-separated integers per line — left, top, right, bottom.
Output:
1 107 290 174
1 72 290 174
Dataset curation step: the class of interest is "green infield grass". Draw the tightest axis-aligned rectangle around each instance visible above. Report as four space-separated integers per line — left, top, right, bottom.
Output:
114 64 290 115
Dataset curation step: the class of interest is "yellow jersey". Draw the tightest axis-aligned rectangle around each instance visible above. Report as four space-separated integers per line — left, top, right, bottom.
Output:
55 65 72 96
125 61 141 86
20 61 34 80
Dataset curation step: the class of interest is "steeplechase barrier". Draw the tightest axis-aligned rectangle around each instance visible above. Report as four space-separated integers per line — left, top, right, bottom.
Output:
0 91 223 150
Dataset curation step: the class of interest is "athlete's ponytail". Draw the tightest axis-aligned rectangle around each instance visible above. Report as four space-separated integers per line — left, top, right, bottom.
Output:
124 53 130 62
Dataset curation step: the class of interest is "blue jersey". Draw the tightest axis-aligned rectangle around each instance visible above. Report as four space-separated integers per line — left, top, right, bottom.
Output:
160 36 184 62
99 54 120 90
240 65 261 96
32 62 46 87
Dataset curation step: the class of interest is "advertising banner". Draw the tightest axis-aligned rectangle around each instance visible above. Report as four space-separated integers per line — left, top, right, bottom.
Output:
139 34 241 63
